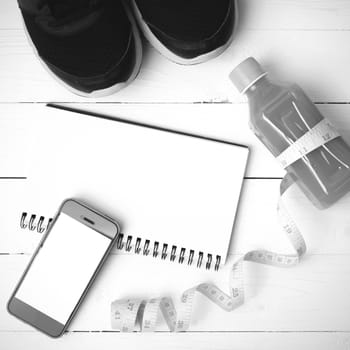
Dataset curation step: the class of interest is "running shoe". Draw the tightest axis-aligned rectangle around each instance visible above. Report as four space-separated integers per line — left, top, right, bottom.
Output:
130 0 237 65
18 0 142 97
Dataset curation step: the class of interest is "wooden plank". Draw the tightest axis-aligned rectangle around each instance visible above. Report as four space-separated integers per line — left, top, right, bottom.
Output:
2 1 350 347
239 0 350 30
1 30 350 102
2 331 350 350
0 0 19 29
0 331 349 350
3 0 350 30
3 177 350 256
1 252 350 331
2 103 350 178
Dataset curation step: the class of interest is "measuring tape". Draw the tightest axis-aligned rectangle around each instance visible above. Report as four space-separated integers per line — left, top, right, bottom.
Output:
276 104 340 169
111 118 339 332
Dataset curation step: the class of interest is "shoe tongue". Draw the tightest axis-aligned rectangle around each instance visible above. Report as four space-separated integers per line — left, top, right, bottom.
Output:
19 0 103 36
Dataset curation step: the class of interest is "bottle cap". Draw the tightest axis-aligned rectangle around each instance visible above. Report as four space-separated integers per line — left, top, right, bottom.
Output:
229 57 267 94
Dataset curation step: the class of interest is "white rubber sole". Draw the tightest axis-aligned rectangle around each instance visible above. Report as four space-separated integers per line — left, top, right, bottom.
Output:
21 4 143 98
130 0 238 66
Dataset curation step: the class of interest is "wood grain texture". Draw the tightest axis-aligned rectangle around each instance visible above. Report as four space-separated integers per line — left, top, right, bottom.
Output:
1 30 350 102
1 0 350 348
2 332 350 350
1 253 350 332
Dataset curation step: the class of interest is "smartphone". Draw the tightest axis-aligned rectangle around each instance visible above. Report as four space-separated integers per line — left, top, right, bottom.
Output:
7 199 120 338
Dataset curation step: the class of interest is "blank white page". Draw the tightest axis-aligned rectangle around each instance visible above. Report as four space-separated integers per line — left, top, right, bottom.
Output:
23 105 249 267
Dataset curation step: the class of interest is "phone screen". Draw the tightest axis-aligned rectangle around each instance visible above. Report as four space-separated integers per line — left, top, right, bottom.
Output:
14 212 111 325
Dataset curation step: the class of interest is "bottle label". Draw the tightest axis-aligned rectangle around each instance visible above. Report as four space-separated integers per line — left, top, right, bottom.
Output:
276 119 340 168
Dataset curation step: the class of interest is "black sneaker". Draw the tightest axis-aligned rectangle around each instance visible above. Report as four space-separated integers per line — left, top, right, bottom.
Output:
129 0 237 65
18 0 142 97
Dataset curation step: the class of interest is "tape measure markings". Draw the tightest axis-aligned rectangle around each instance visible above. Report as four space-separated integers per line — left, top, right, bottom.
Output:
110 118 336 332
111 179 305 332
276 118 340 169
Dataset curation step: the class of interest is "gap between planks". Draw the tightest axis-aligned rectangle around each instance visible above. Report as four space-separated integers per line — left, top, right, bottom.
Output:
1 101 350 105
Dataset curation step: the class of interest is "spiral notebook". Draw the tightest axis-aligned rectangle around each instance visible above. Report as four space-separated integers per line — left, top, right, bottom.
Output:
20 104 249 270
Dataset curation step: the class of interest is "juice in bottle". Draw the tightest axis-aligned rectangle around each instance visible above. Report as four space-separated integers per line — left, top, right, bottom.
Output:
230 57 350 209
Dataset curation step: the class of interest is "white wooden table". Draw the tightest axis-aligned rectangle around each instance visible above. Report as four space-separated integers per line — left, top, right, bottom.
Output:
1 1 350 349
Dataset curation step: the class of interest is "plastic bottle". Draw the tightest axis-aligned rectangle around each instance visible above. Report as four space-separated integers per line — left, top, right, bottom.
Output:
230 57 350 209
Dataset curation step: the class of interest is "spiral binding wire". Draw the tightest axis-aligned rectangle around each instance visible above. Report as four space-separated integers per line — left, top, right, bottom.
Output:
20 212 53 233
20 212 222 271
